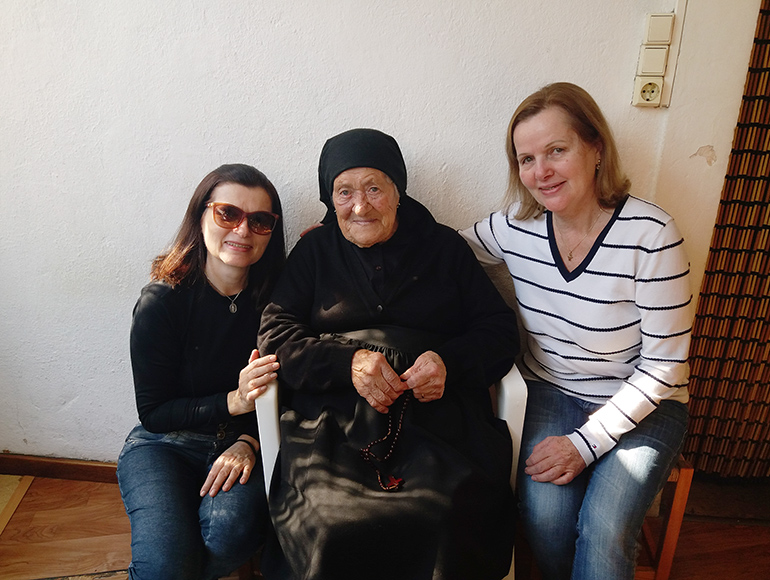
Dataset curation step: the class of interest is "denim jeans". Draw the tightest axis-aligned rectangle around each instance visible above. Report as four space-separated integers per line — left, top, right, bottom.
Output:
117 424 269 580
517 381 688 580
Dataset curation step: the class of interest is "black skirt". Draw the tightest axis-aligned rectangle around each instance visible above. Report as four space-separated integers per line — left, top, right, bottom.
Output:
261 328 515 580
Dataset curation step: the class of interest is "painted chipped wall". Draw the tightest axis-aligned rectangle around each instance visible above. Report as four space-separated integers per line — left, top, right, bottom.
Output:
0 0 761 461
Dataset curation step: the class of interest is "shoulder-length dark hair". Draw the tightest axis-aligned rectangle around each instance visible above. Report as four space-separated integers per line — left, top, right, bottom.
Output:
504 82 631 220
151 163 286 309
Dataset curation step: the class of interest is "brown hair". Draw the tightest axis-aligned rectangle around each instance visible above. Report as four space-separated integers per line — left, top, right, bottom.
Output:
504 82 631 220
151 164 285 309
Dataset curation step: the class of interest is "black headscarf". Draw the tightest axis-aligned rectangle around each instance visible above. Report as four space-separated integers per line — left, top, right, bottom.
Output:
318 128 408 224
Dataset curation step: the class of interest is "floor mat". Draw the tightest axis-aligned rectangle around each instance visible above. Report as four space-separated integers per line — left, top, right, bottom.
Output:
0 474 34 535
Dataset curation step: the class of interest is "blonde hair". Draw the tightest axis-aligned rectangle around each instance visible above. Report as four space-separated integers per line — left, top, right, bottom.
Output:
504 82 631 220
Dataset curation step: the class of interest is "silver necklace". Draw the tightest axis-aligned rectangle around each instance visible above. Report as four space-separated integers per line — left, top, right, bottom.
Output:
555 209 604 262
205 275 244 313
225 290 243 313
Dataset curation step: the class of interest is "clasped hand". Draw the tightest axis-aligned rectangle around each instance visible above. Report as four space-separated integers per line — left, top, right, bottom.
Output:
352 349 446 413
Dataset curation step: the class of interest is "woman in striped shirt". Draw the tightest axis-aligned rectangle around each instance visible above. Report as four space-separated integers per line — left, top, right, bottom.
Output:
461 82 692 580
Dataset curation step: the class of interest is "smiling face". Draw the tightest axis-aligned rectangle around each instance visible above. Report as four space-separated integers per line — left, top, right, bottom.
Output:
201 182 273 277
513 106 602 218
332 167 400 247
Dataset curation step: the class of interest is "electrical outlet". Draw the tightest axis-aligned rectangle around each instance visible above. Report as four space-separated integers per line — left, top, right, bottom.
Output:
632 76 663 107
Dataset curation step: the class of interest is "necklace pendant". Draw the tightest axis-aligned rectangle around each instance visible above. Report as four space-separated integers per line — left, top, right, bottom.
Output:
567 251 573 261
229 303 238 314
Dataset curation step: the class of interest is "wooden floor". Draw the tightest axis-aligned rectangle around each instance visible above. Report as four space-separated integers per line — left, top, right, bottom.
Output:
0 475 768 580
0 478 131 580
513 517 770 580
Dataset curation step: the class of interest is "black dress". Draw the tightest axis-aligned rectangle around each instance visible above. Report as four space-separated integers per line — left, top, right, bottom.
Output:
258 197 520 580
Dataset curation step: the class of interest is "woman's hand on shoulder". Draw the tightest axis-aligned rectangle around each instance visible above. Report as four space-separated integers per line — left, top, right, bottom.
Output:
351 349 407 414
200 435 259 497
524 435 586 485
228 350 280 416
401 351 446 403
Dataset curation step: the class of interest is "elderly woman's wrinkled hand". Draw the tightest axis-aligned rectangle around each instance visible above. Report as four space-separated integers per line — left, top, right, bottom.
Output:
199 436 258 498
524 435 586 485
401 351 446 403
351 349 407 413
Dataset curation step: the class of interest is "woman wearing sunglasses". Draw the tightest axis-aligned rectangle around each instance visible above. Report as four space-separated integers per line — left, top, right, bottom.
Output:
117 164 285 580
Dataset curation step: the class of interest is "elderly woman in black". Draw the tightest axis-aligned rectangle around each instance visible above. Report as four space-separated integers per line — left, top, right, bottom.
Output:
257 128 519 580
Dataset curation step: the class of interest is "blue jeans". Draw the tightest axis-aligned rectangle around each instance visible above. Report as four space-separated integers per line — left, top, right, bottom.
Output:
518 381 688 580
117 425 269 580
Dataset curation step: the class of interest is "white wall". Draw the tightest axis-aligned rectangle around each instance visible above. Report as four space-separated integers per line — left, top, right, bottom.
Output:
0 0 760 461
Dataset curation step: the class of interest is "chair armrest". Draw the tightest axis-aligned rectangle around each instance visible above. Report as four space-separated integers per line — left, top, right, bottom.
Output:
496 364 528 491
255 378 280 493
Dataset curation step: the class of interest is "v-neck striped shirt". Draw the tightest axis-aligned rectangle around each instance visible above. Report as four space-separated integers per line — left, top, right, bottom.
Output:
460 195 692 465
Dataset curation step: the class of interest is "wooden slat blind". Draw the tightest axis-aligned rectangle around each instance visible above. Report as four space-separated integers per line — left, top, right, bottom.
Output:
683 1 770 477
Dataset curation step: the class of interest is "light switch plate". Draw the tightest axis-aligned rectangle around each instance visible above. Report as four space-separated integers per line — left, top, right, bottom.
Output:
638 45 669 76
646 13 674 45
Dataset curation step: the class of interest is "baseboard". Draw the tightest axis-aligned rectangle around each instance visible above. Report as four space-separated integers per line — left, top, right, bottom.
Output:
0 453 117 483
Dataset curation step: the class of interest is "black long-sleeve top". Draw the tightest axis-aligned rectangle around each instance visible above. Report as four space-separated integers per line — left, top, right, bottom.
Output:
129 279 259 438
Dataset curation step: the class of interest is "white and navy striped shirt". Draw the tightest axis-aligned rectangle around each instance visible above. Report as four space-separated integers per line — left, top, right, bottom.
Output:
460 195 692 465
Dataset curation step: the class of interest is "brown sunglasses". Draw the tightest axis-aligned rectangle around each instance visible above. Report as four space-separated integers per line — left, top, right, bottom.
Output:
205 202 279 235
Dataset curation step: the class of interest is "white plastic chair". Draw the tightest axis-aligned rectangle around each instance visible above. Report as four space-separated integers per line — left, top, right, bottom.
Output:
255 363 528 580
496 363 528 580
254 377 281 490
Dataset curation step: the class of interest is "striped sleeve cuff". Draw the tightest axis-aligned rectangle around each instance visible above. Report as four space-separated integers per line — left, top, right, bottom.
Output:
567 417 620 467
566 431 597 466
